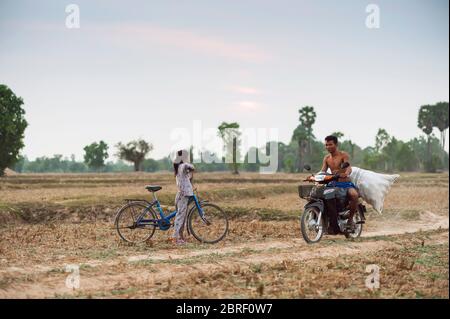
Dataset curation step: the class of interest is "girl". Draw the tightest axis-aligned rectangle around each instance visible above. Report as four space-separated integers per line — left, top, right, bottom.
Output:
172 149 195 245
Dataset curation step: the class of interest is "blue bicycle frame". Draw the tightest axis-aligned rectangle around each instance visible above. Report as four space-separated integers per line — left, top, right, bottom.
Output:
130 191 206 229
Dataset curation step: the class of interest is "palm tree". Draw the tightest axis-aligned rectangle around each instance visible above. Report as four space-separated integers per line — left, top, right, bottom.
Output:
299 106 317 154
418 105 434 171
433 102 449 150
217 122 241 174
293 106 316 171
292 125 309 172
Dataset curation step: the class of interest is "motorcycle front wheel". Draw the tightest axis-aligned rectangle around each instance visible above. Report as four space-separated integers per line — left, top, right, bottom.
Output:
300 207 324 244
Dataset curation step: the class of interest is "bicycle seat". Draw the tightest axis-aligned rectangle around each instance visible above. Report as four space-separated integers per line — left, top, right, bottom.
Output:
145 185 162 192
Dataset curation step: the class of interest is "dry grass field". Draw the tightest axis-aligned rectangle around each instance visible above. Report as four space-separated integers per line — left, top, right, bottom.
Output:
0 172 448 298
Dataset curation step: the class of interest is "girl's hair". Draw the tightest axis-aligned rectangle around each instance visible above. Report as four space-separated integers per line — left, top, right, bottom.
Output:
174 150 183 176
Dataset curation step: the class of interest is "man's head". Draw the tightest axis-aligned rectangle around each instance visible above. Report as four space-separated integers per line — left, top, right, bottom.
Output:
325 135 338 153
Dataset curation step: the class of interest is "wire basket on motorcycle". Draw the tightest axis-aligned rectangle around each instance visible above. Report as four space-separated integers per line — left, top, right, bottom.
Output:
298 184 314 199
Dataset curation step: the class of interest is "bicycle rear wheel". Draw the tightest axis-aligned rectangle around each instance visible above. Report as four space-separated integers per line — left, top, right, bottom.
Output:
188 203 228 244
115 202 157 243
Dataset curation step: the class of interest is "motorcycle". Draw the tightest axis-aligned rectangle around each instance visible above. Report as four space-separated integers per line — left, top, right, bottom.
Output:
298 163 366 244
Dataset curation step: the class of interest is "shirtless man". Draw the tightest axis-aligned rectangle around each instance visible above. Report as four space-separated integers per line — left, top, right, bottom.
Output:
320 135 359 230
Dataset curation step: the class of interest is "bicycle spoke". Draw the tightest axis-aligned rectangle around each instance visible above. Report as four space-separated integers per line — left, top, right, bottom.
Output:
129 205 138 222
115 202 157 243
189 204 228 244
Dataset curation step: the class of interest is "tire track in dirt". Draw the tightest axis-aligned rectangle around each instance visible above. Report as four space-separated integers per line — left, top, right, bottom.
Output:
2 211 447 276
363 211 448 237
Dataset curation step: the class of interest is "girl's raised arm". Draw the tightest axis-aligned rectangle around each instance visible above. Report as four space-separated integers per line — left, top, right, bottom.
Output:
184 163 195 172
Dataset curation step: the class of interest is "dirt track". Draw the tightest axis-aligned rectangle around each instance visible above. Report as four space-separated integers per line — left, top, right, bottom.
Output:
0 213 447 299
1 172 448 298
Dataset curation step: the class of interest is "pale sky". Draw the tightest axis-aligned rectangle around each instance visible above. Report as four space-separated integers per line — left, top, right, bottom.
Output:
0 0 448 161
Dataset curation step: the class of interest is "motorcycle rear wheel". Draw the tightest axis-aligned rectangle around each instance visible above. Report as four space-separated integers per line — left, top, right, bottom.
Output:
344 210 363 239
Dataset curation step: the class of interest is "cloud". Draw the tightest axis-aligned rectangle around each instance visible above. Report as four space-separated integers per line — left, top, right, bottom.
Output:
11 21 272 63
5 20 273 63
231 86 263 95
104 24 272 63
235 100 262 111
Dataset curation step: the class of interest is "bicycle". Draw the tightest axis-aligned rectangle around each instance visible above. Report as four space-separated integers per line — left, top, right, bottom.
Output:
114 185 229 244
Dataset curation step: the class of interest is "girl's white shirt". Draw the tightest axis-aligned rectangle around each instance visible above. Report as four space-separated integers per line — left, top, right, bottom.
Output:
176 163 195 196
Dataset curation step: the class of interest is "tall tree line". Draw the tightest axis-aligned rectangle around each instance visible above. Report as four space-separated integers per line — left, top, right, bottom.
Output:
1 84 448 175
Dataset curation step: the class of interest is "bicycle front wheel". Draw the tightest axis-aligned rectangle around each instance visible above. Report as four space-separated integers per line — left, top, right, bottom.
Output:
188 203 228 244
115 202 157 243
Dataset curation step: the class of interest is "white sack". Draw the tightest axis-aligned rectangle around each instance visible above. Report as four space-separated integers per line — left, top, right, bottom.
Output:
349 167 399 214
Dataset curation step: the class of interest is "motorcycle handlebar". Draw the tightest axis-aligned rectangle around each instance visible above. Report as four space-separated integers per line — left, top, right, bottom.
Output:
303 173 341 183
